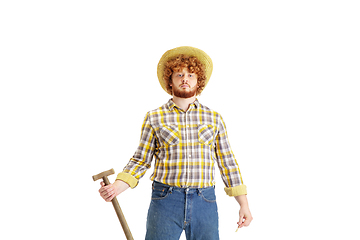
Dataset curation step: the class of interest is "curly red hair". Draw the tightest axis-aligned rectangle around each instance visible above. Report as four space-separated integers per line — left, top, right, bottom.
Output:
163 55 206 96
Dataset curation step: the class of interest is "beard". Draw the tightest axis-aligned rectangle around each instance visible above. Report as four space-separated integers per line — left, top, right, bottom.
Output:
172 84 197 98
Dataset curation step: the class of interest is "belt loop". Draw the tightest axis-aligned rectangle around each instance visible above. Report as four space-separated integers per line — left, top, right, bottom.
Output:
169 186 173 193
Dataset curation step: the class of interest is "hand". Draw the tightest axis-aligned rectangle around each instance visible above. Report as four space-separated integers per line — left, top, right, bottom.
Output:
98 180 130 202
99 181 117 202
237 206 253 228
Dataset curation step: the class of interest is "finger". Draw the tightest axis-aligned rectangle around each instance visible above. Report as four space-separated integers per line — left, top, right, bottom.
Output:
242 220 249 227
99 183 112 193
105 192 115 202
242 216 253 227
101 182 112 190
99 185 108 194
238 214 245 227
100 187 115 197
99 187 114 200
102 191 112 201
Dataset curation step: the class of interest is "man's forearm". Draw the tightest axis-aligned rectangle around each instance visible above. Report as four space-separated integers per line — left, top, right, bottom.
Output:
235 194 249 207
114 179 130 196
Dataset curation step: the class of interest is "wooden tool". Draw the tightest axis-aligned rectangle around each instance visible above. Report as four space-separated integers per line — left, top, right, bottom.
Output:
93 169 134 240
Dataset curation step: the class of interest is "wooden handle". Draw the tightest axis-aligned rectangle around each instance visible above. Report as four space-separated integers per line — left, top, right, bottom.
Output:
102 176 134 240
92 169 115 181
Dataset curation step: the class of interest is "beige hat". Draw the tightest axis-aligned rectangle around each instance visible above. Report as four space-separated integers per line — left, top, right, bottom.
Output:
157 46 213 95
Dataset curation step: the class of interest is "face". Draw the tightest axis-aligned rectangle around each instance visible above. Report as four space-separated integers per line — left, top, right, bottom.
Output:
170 68 198 98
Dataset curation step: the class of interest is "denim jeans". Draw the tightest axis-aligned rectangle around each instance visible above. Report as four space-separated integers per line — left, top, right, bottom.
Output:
145 181 219 240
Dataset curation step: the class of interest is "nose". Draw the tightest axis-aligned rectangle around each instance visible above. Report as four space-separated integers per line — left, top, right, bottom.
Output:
182 77 188 83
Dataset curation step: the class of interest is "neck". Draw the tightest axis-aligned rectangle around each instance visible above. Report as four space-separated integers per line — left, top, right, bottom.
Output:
172 95 196 112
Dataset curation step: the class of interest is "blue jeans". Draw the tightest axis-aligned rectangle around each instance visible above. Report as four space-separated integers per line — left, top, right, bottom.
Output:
145 181 219 240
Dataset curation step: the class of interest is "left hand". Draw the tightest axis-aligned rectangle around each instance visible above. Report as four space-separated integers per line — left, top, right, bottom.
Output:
238 206 253 228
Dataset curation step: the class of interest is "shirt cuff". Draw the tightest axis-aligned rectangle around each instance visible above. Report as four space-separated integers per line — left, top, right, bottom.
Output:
116 172 138 189
224 184 247 197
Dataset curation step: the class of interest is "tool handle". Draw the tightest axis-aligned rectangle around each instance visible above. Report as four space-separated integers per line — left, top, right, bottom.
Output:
103 176 134 240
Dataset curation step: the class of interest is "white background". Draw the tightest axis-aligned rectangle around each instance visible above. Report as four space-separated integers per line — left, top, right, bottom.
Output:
1 1 359 239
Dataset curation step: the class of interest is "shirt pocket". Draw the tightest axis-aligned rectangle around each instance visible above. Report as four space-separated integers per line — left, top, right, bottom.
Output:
160 125 180 145
198 124 215 145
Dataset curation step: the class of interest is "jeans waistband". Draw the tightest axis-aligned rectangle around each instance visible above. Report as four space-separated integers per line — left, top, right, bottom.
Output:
152 181 215 192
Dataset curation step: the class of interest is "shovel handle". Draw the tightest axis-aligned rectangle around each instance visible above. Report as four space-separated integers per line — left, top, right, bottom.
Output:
102 176 134 240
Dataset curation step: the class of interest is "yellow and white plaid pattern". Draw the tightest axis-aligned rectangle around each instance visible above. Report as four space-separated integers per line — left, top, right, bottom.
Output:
117 99 247 196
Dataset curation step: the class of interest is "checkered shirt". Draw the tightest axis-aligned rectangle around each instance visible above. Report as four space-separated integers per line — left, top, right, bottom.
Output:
118 99 246 194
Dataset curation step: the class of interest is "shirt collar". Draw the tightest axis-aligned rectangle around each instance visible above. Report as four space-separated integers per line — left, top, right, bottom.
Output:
167 98 200 111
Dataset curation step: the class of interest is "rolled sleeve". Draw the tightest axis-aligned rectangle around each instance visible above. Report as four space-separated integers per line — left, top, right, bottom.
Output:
116 172 138 188
224 184 247 196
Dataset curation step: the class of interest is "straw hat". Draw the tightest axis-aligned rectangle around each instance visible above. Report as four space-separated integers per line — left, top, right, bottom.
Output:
157 46 213 95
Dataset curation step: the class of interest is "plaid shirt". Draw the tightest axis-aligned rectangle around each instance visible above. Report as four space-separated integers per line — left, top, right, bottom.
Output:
117 99 247 196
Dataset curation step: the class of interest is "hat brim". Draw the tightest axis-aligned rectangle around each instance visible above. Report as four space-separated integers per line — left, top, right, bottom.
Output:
157 46 213 95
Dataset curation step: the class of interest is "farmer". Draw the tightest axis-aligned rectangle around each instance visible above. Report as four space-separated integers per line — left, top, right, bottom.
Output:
99 46 252 240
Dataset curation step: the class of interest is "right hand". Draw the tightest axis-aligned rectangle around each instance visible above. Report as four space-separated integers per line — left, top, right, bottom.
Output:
99 180 130 202
99 182 117 202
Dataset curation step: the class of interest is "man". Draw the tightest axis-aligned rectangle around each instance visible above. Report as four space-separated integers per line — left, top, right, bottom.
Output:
99 46 252 240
